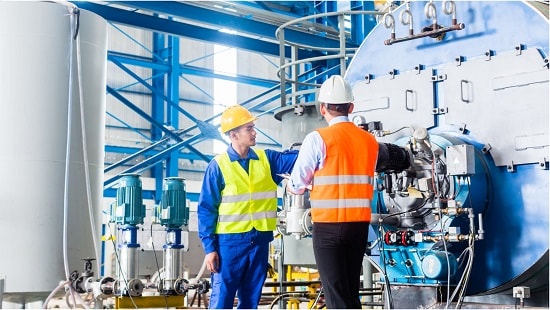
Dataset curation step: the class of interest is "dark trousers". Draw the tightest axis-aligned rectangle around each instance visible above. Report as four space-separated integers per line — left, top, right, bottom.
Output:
313 222 369 309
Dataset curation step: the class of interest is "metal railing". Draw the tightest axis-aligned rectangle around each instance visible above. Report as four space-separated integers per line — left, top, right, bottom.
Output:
276 10 383 108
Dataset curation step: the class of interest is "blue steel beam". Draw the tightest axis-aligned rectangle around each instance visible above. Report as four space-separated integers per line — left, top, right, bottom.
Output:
244 1 317 16
110 57 224 142
105 80 284 165
104 135 209 189
151 31 166 198
96 2 346 181
72 1 329 59
108 1 354 49
105 145 216 163
170 63 335 140
108 51 279 88
104 188 200 203
106 111 153 142
106 85 183 142
166 34 180 178
103 63 328 181
104 49 338 158
110 57 203 124
105 85 215 173
105 139 169 174
112 87 215 108
351 1 377 44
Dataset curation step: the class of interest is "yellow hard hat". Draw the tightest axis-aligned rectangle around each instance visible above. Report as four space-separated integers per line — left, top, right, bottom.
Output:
220 105 258 133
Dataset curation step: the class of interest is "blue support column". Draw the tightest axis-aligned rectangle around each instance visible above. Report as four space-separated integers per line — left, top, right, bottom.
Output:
320 1 339 29
166 35 180 177
314 0 341 80
351 1 377 45
152 31 166 200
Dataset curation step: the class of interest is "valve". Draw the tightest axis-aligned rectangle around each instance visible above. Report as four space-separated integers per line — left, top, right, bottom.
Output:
174 278 189 295
197 279 210 295
81 257 96 277
384 230 415 246
97 277 116 296
114 278 144 297
278 186 312 239
71 258 97 294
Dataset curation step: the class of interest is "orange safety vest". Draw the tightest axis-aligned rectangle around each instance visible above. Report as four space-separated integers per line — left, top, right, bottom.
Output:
309 122 378 223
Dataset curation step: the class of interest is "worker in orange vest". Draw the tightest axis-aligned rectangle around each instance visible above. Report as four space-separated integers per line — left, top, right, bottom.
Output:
287 75 379 309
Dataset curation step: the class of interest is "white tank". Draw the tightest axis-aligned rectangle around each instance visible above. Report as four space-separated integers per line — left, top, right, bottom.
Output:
0 1 107 303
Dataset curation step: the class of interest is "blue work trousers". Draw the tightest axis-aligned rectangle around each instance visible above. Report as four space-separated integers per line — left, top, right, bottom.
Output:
209 240 269 309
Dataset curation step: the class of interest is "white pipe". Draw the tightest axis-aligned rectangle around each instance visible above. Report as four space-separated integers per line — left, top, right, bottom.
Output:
62 3 79 282
75 6 102 274
188 257 207 285
42 280 70 309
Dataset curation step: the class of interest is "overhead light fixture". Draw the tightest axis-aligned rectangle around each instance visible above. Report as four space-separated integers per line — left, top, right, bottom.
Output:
219 28 237 34
213 4 237 13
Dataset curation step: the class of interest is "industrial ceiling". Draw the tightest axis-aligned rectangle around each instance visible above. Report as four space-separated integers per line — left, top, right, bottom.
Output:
69 1 380 198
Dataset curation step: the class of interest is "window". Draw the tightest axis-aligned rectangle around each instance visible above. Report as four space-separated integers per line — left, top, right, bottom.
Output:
213 44 236 153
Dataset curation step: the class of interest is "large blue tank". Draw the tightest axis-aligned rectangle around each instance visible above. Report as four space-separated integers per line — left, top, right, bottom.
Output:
345 0 548 306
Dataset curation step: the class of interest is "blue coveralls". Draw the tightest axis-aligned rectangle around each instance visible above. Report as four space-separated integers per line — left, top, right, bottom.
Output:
198 146 298 309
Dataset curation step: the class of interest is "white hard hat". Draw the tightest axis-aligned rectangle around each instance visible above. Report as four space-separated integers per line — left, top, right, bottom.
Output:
318 75 354 104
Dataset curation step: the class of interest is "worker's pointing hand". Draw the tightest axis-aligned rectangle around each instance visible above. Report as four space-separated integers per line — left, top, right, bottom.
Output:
205 251 219 273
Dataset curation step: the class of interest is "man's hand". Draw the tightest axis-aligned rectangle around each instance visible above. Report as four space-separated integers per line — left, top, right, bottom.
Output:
286 182 311 195
205 251 219 273
286 182 298 195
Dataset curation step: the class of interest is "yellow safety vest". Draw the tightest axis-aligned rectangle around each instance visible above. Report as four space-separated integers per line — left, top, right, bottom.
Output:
215 149 278 233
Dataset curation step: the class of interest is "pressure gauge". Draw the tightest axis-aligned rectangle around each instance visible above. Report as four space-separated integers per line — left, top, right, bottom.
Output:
352 115 366 126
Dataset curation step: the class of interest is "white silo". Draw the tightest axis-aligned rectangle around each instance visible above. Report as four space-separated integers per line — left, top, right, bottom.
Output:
0 1 107 307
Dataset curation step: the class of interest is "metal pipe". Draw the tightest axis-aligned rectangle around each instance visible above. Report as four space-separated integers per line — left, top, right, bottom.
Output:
263 280 322 287
363 258 374 307
477 212 485 240
383 12 396 40
424 1 438 30
0 276 4 307
442 1 457 25
119 246 139 280
400 2 414 36
265 288 384 309
385 22 464 45
161 247 184 294
338 14 347 75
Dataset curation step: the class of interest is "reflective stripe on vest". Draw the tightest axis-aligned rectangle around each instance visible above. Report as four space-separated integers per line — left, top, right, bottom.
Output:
220 191 277 203
313 175 375 186
215 149 278 233
310 122 378 223
218 211 278 222
312 199 372 208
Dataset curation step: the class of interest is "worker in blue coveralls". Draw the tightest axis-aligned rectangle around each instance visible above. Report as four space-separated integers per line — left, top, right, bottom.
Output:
198 104 298 309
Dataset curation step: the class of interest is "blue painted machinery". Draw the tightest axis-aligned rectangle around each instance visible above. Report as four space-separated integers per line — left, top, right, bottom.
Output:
154 177 190 295
109 174 146 296
107 174 203 307
344 1 549 307
277 1 548 308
